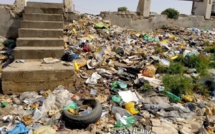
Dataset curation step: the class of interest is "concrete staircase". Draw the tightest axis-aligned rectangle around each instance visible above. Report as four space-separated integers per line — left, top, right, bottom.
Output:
2 2 75 94
15 1 64 59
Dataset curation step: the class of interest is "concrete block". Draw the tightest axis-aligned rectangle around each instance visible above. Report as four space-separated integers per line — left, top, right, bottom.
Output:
27 2 63 8
2 61 75 94
19 28 63 38
14 46 64 59
14 0 26 13
63 0 73 12
24 7 64 14
0 7 21 38
23 14 63 21
17 38 64 47
20 20 63 29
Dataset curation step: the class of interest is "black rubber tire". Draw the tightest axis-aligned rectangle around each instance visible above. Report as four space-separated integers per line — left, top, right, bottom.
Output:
62 99 102 129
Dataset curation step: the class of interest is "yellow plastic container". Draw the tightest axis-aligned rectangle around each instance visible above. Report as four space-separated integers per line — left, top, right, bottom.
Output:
74 61 79 71
182 95 193 102
125 102 139 115
68 108 77 114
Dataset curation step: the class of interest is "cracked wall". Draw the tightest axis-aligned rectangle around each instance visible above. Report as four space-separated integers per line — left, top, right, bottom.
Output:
100 12 215 31
0 4 22 38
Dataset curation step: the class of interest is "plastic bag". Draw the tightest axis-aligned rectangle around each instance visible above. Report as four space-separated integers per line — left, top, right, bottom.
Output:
111 95 123 104
142 65 157 78
125 102 139 115
85 72 101 84
182 95 193 102
40 94 58 116
52 86 73 109
114 116 136 128
19 92 42 105
7 123 29 134
111 81 127 91
33 126 56 134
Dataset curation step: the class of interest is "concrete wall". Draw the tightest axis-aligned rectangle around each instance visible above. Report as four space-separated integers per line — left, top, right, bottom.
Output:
137 0 151 17
194 0 213 19
100 12 215 31
0 5 22 38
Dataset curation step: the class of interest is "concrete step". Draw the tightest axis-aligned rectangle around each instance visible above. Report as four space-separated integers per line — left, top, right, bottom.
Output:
27 2 63 8
19 28 63 38
14 46 64 59
23 13 63 21
24 7 64 14
2 60 75 94
20 21 63 29
17 38 64 47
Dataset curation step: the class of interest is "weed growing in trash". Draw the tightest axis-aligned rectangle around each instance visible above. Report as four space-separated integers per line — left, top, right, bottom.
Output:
154 63 168 74
205 44 215 53
167 62 185 74
163 74 194 96
153 45 165 55
155 61 185 75
175 54 211 76
139 82 154 93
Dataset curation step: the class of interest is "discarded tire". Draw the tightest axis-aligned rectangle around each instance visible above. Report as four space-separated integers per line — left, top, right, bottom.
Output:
62 99 102 129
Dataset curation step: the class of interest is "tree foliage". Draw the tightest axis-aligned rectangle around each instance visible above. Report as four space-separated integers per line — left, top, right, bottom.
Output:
118 7 128 12
161 8 179 19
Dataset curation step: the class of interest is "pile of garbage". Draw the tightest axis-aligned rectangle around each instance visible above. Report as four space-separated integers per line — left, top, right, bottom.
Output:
1 14 215 134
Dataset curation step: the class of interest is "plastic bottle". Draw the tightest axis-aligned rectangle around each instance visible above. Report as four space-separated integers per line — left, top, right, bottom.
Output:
111 106 132 117
74 61 79 71
115 113 127 125
165 91 180 102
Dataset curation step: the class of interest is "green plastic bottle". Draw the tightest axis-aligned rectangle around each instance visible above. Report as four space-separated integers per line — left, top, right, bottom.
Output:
165 91 180 102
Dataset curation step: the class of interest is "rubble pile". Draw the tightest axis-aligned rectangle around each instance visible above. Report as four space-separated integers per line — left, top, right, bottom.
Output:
0 14 215 134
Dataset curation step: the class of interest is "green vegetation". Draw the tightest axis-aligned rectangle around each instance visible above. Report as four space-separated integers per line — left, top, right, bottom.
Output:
167 62 185 74
118 7 128 12
185 55 211 76
174 54 211 76
163 74 194 96
204 40 211 46
161 8 179 19
205 45 215 53
141 82 154 93
155 62 185 74
154 45 165 54
155 63 168 74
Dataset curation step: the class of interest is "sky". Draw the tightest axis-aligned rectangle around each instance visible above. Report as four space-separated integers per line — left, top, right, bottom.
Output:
1 0 192 15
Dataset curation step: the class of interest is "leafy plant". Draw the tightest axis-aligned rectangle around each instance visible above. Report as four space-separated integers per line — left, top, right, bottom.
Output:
163 74 194 96
167 62 185 74
154 62 168 73
204 40 211 46
161 8 179 19
154 45 165 54
205 45 215 53
118 7 128 12
140 82 154 93
179 54 211 76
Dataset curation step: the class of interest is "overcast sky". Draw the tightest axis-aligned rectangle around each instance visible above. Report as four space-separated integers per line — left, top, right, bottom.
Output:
1 0 192 15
